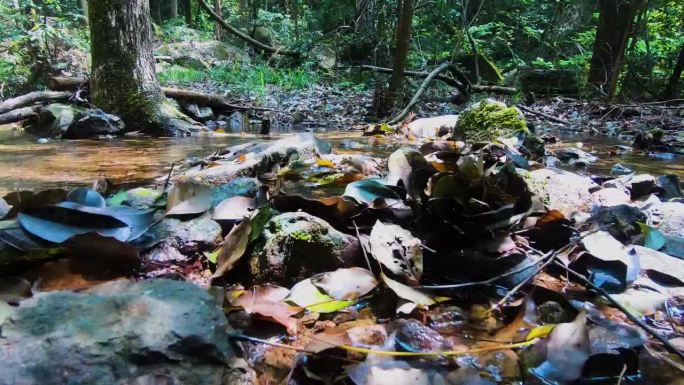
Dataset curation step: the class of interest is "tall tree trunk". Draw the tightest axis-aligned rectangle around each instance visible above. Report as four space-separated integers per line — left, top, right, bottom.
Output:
588 0 644 97
79 0 88 15
385 0 414 108
150 0 163 24
162 0 179 19
214 0 222 39
664 44 684 99
88 0 201 136
182 0 193 25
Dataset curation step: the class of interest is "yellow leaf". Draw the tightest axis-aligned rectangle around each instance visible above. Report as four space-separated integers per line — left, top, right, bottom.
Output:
214 128 226 134
316 158 336 168
526 323 557 341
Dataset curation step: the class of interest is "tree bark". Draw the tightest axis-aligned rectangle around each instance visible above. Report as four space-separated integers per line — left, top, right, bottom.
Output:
213 0 222 39
79 0 88 16
88 0 202 136
664 44 684 99
182 0 193 25
385 0 414 107
150 0 163 24
0 91 71 114
162 0 179 19
0 106 40 125
588 0 644 97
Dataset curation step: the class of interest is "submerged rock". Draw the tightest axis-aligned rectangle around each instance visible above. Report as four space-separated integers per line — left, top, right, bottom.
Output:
27 104 126 139
0 279 244 385
455 99 527 142
248 212 360 285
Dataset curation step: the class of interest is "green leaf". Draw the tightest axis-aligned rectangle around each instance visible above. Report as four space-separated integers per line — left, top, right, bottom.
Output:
108 190 128 206
637 222 666 251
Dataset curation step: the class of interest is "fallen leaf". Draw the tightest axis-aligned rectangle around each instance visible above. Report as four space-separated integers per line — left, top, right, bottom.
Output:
18 205 130 243
637 222 666 251
212 196 255 222
66 188 106 208
344 179 403 205
166 184 212 216
370 221 423 282
381 273 435 306
231 285 299 333
312 267 378 300
212 218 251 279
316 158 336 168
287 278 354 313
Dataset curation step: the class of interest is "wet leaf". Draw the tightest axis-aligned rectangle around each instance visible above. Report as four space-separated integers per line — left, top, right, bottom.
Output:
381 273 435 306
211 218 251 279
528 312 590 384
166 184 212 216
287 278 354 313
636 222 666 251
18 205 130 243
311 267 378 300
369 221 423 282
248 205 271 244
212 196 255 222
56 202 155 242
386 148 432 198
0 198 11 220
3 189 67 218
66 188 106 208
231 285 299 333
344 179 403 205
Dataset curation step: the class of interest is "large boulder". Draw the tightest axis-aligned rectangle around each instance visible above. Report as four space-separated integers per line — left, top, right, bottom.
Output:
28 104 126 138
248 212 361 285
155 41 250 70
455 99 527 142
0 279 248 385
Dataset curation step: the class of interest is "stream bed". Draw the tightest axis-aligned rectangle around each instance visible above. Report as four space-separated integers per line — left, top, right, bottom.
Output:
0 125 681 196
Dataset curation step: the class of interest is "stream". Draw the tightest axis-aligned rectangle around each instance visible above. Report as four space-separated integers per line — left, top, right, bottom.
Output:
0 125 682 196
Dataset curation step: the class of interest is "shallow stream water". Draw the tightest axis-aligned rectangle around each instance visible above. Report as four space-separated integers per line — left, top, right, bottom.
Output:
0 125 681 196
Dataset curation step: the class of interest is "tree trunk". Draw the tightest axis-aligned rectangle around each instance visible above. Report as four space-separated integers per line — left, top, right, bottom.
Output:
88 0 202 136
663 44 684 99
588 0 644 97
150 0 163 24
79 0 88 15
214 0 222 39
384 0 414 109
162 0 179 19
182 0 193 25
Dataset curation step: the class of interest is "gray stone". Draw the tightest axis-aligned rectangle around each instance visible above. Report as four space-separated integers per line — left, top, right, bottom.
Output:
525 168 600 218
143 214 223 262
182 103 214 122
28 104 126 139
0 279 244 385
643 201 684 237
248 212 361 285
156 41 250 70
604 174 656 199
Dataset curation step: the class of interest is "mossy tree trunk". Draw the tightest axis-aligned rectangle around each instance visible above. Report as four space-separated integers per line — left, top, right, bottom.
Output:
663 43 684 98
384 0 414 111
182 0 193 25
88 0 202 136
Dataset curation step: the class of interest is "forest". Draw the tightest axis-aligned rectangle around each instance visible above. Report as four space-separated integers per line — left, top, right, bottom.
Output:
0 0 684 384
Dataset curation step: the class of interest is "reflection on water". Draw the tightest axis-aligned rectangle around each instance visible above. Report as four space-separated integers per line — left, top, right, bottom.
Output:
545 130 684 178
0 125 681 196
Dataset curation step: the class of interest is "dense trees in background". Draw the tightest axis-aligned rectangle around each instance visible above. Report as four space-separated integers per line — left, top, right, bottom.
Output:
0 0 683 105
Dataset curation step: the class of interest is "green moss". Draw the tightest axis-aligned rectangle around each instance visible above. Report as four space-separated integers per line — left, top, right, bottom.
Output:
290 230 314 242
457 99 528 142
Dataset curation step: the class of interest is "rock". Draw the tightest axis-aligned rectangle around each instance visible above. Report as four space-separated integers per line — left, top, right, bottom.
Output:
227 112 244 131
554 147 598 167
28 104 126 139
516 68 579 95
63 109 126 139
174 133 328 188
248 212 361 285
144 214 223 262
408 115 459 138
604 174 656 199
389 319 450 352
643 201 684 237
0 279 244 385
590 188 631 209
155 41 250 70
251 27 275 47
182 103 214 122
455 99 527 142
524 168 600 218
310 46 337 70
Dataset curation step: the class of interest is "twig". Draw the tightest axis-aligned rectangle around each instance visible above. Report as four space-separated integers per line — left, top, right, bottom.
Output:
553 260 684 359
388 62 452 125
353 220 374 274
162 162 175 192
517 104 570 125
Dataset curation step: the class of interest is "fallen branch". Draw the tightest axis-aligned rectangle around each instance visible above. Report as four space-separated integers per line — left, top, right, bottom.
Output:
0 91 71 115
388 62 452 124
197 0 299 57
517 104 570 125
0 106 40 124
48 76 272 112
553 260 684 360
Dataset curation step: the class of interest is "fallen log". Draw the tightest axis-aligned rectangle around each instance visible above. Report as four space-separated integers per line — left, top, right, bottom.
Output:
516 104 570 125
388 62 452 124
0 106 40 125
197 0 299 57
0 91 72 115
48 76 273 112
358 65 464 88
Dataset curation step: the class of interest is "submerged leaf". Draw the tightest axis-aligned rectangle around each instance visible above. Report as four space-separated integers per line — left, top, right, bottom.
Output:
66 188 106 208
344 179 402 205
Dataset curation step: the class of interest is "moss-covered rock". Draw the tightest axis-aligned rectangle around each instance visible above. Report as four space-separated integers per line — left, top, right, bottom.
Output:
248 212 360 285
455 99 527 142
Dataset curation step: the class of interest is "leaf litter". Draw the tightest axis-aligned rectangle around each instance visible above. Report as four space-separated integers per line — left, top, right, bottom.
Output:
1 116 684 383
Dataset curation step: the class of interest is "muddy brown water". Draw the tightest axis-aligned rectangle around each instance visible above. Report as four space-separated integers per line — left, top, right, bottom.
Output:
0 125 681 196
